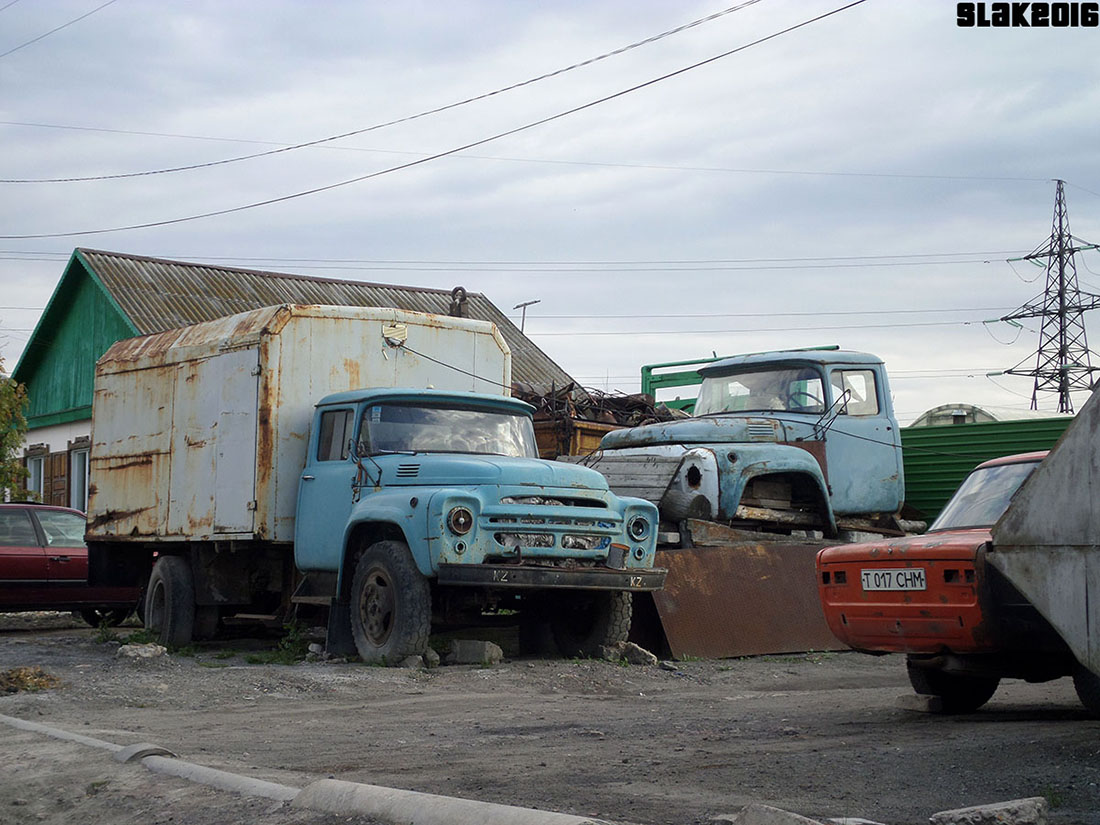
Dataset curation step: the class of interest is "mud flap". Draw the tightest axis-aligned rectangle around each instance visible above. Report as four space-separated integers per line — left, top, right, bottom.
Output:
325 596 357 657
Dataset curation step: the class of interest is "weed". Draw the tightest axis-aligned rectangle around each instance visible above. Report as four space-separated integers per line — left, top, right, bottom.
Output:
124 628 157 645
244 619 311 665
1043 787 1064 809
93 623 121 644
198 661 229 669
213 650 235 660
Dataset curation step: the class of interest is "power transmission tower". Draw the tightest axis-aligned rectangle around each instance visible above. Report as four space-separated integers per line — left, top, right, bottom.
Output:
1001 179 1100 413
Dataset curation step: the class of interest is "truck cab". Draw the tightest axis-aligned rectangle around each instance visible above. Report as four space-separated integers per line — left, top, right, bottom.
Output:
585 350 903 536
295 388 664 663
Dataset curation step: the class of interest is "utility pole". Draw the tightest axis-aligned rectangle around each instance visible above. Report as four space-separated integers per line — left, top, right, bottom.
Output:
513 299 540 333
1001 180 1100 413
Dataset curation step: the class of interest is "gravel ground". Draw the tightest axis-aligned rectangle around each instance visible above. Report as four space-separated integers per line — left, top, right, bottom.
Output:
1 612 1099 825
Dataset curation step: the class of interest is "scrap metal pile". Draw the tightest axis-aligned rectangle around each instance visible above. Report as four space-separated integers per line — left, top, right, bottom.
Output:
512 381 688 428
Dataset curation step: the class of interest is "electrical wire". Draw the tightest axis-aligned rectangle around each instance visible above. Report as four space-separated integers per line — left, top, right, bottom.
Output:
0 0 25 12
0 0 119 60
527 319 983 336
0 0 869 240
1 0 762 184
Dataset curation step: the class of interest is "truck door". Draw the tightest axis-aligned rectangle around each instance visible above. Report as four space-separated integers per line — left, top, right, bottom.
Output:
294 406 357 572
824 367 904 515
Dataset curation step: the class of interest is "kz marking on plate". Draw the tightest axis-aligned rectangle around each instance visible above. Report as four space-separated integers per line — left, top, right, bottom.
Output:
860 568 926 591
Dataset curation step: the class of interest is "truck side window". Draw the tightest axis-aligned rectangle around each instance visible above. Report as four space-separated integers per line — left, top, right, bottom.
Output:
317 409 353 461
829 370 879 416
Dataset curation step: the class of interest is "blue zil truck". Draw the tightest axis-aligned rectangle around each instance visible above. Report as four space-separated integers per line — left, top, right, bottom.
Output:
85 305 664 663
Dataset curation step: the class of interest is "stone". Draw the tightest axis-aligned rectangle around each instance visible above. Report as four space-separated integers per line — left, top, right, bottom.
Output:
396 655 423 669
929 797 1047 825
423 647 441 668
659 660 680 672
443 640 504 666
116 643 167 660
828 819 888 825
598 641 659 666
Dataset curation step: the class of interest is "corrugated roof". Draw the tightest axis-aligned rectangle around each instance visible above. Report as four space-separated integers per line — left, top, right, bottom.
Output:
77 248 574 389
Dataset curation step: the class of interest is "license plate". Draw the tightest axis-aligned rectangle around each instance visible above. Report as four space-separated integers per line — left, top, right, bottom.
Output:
861 568 926 591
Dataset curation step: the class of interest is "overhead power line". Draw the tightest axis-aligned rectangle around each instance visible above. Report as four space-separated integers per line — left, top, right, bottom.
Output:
0 0 868 240
527 319 988 336
1 0 763 184
0 0 119 60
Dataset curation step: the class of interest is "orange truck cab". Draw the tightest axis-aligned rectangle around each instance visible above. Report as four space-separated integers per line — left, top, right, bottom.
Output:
816 452 1078 713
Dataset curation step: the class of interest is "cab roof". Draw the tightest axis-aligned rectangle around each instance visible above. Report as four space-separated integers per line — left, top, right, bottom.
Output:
700 349 883 377
316 387 535 414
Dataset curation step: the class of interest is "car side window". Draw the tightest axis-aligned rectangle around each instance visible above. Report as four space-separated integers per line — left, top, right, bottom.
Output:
33 510 86 548
0 509 39 547
316 409 353 461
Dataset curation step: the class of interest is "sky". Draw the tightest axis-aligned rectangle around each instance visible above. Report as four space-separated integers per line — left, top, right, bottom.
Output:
2 0 1100 424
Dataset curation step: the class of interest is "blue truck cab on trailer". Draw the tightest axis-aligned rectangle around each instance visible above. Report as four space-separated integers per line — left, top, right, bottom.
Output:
583 350 904 537
295 388 665 662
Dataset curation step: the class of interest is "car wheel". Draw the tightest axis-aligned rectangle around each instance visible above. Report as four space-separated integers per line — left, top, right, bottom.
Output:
550 591 632 658
145 555 196 648
349 541 430 665
906 656 1000 713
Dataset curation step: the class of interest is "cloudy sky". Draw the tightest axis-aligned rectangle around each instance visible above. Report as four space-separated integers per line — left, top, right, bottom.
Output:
2 0 1099 423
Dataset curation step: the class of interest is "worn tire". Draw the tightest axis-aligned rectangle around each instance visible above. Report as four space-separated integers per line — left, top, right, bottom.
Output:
1072 664 1100 716
78 608 131 628
906 657 1000 713
349 541 431 665
550 591 632 658
145 555 196 648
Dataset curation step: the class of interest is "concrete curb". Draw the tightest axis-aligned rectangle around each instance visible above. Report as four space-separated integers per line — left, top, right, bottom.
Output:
0 713 614 825
293 778 612 825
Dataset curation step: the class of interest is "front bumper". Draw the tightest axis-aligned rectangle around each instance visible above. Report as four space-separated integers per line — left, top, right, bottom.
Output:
437 563 667 592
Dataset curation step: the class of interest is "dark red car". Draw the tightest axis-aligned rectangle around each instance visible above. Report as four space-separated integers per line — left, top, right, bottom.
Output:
0 502 141 625
816 452 1087 713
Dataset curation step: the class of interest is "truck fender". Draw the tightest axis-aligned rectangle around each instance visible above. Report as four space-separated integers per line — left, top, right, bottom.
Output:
718 443 835 531
337 500 430 595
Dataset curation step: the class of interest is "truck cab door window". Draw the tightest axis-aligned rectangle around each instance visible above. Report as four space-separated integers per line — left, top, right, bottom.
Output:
829 370 879 416
317 409 353 461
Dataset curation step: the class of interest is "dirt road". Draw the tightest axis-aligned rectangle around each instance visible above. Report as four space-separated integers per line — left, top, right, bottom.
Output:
1 614 1098 825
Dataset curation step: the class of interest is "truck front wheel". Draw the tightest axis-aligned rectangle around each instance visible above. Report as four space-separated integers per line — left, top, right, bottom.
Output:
550 591 632 658
349 541 430 665
145 556 196 648
906 657 999 713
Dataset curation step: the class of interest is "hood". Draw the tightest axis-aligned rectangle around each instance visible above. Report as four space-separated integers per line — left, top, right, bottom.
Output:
600 414 818 449
818 527 990 564
376 454 611 491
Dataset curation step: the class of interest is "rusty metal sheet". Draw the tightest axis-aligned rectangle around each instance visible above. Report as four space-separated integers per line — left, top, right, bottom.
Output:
652 530 844 659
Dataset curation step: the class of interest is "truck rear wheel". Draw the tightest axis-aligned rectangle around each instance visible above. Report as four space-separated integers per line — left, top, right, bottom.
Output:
349 541 430 665
550 591 632 658
906 657 999 713
145 556 196 648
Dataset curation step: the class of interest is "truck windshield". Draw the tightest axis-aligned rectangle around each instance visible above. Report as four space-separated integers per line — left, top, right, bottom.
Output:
930 460 1040 531
694 367 826 415
360 403 539 458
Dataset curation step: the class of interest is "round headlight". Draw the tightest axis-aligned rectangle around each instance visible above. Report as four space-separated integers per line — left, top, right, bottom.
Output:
448 506 474 535
627 515 650 541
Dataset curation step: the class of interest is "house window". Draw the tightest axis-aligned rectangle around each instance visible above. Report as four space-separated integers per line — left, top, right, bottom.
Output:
26 455 45 500
70 448 90 512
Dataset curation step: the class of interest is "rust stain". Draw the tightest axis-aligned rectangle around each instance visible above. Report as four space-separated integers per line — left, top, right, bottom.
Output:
87 507 152 530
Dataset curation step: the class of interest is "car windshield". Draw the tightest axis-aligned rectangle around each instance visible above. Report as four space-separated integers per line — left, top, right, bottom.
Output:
360 403 538 458
930 461 1041 531
694 366 826 415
